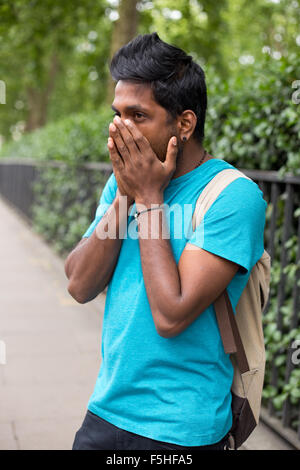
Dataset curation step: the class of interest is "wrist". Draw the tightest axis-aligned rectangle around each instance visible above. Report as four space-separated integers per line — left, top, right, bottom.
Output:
135 192 164 209
117 192 134 211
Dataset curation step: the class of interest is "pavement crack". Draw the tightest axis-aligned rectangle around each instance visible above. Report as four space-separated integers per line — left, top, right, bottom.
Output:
11 421 21 450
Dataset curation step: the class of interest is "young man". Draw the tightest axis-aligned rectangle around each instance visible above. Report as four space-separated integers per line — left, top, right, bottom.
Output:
65 33 267 450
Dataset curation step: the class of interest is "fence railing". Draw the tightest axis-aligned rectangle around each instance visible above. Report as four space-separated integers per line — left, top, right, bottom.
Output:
242 168 300 449
0 158 299 448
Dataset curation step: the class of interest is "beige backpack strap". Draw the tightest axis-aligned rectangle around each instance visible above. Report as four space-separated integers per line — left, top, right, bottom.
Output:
192 168 252 231
192 167 253 372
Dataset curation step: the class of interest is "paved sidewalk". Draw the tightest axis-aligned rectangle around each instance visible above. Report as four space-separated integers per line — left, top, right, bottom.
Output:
0 196 106 450
0 196 294 450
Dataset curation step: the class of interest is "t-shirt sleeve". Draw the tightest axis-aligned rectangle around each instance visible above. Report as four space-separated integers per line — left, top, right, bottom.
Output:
82 172 118 238
186 178 267 274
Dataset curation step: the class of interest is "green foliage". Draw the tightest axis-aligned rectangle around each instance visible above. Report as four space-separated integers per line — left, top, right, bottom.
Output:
2 0 300 143
221 0 300 74
0 107 113 163
263 292 300 425
0 108 115 256
31 164 110 257
261 188 300 430
0 0 111 138
2 51 299 174
138 0 228 73
205 52 300 175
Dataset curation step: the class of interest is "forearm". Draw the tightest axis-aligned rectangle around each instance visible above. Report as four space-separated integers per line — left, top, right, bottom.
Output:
136 197 183 335
66 194 132 303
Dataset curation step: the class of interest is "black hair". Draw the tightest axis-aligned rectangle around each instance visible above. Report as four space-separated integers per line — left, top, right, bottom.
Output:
109 32 207 145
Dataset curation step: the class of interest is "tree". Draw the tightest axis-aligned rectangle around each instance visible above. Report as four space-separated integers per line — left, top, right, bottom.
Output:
1 0 299 144
106 0 140 104
137 0 228 73
0 0 108 133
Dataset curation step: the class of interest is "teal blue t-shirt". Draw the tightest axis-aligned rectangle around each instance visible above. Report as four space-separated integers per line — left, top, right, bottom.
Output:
82 158 267 446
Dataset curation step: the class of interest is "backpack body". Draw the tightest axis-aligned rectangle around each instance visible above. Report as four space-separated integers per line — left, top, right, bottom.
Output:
191 168 271 449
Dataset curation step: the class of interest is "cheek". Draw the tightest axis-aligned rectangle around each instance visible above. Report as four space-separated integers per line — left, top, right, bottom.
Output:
139 129 166 161
150 129 177 162
151 139 169 162
139 119 178 161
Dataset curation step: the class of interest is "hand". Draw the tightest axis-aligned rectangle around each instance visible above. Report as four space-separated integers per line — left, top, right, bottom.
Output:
108 141 134 204
108 135 134 206
107 116 177 205
115 176 134 206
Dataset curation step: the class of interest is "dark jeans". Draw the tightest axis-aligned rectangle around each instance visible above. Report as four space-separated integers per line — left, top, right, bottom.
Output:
72 410 229 451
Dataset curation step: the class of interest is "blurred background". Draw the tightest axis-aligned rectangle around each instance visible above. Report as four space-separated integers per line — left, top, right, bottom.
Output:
0 0 299 450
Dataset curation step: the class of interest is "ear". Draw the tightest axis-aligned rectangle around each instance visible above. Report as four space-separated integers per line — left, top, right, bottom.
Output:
177 110 197 142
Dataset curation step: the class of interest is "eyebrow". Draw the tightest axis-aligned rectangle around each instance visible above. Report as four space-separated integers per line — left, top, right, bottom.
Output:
111 104 150 114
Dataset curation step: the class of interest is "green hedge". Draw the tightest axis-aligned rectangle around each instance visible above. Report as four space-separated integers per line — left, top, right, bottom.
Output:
0 106 113 164
262 199 300 430
31 164 111 255
204 52 300 176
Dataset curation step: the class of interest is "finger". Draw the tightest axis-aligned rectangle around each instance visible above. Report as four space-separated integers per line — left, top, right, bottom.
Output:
108 125 124 161
113 117 140 160
163 136 178 174
107 137 124 170
122 119 151 154
109 122 131 163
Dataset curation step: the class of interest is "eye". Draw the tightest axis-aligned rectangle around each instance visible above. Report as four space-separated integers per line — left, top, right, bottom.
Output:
134 112 145 121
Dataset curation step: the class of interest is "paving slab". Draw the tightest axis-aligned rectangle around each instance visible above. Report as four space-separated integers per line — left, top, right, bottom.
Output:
241 421 294 450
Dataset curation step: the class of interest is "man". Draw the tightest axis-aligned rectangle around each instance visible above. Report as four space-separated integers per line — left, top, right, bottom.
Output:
65 33 267 450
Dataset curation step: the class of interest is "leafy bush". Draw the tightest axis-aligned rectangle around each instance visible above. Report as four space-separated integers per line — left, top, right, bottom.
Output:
261 200 300 430
31 164 111 257
205 52 300 176
0 106 113 164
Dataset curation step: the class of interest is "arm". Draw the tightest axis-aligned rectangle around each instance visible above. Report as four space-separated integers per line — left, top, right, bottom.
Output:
106 117 238 336
106 118 266 337
136 194 239 338
65 191 132 303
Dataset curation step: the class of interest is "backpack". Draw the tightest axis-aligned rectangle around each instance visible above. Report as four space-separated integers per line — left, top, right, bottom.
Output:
191 168 271 450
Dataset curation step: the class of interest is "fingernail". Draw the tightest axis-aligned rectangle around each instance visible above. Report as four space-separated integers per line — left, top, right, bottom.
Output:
114 115 121 123
110 123 116 132
172 137 177 146
124 119 131 126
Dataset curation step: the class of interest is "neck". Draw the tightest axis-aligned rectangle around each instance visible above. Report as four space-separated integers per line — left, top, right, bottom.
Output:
171 138 212 180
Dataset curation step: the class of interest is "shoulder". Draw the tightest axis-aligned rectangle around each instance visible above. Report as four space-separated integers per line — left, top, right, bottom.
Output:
208 170 267 218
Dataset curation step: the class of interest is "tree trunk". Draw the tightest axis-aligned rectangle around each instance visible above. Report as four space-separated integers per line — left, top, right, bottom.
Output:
106 0 139 104
25 54 59 132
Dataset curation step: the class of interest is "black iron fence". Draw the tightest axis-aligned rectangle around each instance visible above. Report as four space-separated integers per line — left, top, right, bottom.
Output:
244 168 300 447
0 158 299 448
0 158 112 221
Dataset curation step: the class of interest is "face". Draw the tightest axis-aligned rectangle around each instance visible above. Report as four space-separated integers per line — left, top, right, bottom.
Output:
111 80 182 162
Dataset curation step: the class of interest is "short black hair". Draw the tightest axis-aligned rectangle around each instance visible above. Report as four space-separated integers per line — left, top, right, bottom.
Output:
109 33 207 145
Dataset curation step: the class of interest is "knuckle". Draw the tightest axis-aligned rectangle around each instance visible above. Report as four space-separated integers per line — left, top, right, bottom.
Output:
135 134 144 144
124 135 133 145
